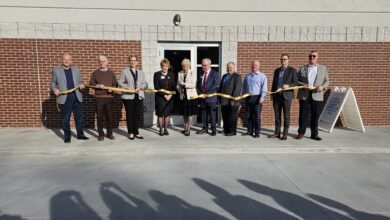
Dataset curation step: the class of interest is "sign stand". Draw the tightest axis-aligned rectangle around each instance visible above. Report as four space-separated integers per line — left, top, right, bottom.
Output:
318 87 365 133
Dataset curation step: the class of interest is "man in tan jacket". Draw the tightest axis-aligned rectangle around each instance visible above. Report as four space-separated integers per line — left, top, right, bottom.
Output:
296 50 329 141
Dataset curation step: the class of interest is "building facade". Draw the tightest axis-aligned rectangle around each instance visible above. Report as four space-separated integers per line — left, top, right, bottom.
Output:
1 0 389 128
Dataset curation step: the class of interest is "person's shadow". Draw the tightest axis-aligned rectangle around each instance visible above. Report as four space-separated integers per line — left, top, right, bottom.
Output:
149 189 228 220
0 213 26 220
193 178 297 220
99 182 157 220
308 193 390 220
238 179 353 220
50 190 102 220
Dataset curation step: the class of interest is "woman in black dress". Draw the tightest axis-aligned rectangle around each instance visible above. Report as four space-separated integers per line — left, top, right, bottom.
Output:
153 58 176 136
177 59 198 136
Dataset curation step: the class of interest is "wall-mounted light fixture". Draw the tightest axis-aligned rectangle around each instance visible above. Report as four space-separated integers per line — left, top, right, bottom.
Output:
173 14 181 26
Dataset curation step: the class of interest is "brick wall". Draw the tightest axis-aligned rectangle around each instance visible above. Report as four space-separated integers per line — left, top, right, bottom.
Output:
237 42 390 126
0 39 141 128
1 40 389 128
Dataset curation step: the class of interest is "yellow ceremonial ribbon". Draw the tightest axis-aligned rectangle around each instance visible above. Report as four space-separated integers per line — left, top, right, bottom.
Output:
60 85 176 95
269 86 317 94
189 93 252 101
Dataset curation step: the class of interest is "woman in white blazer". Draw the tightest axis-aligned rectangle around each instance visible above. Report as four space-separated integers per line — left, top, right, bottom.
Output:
177 59 198 136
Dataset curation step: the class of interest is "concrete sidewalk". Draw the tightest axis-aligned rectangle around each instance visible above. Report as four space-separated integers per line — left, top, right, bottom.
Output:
0 126 389 155
1 127 390 219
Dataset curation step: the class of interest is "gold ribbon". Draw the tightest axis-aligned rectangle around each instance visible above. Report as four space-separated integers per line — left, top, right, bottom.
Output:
60 85 176 95
269 86 317 94
59 85 81 95
189 93 252 101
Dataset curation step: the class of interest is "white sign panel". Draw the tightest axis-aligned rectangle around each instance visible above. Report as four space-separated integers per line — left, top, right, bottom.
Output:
319 87 365 133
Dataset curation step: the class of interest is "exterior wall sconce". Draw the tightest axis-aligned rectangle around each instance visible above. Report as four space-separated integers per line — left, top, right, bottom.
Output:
173 14 181 26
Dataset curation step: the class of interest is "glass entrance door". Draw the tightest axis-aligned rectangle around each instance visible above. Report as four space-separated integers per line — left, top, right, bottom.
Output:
158 43 220 126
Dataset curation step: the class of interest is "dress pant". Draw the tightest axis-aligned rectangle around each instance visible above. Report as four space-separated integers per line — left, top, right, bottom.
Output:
61 92 85 140
246 95 262 135
221 104 239 134
96 97 114 136
272 93 292 135
298 92 321 136
123 95 143 135
200 100 217 132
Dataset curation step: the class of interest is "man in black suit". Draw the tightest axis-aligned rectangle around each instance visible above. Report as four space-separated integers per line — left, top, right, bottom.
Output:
268 53 298 140
219 62 242 136
196 58 220 136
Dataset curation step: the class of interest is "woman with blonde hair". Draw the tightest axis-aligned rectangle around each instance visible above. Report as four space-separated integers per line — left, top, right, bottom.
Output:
177 59 198 136
153 58 176 136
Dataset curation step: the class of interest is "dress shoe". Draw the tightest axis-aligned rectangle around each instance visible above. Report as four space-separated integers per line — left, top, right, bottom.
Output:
196 130 207 134
159 128 164 136
181 130 186 134
77 135 89 140
98 136 104 141
231 133 237 136
211 130 216 136
225 133 233 136
295 133 304 140
107 134 115 140
244 131 253 136
135 135 144 139
254 133 260 138
164 129 169 136
268 133 280 138
281 134 288 140
184 131 190 136
64 139 71 143
311 135 322 141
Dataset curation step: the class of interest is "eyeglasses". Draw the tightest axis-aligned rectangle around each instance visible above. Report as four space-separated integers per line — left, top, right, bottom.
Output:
309 55 317 58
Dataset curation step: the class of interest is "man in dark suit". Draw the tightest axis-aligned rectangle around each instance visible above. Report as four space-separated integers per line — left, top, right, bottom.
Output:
50 53 89 143
219 62 242 136
296 50 329 141
268 53 298 140
196 58 220 136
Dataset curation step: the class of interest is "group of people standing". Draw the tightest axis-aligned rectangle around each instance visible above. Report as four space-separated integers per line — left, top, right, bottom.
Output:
50 50 329 143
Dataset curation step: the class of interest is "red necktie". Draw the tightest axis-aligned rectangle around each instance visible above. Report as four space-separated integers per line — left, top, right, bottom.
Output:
202 72 208 94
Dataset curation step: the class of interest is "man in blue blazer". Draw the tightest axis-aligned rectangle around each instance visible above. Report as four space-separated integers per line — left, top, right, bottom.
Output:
50 53 89 143
196 58 220 136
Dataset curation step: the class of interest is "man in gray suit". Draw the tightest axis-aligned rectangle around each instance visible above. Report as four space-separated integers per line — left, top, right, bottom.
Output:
296 50 329 141
50 53 89 143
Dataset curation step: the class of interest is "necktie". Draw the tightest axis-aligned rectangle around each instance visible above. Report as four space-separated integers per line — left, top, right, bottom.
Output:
202 72 208 93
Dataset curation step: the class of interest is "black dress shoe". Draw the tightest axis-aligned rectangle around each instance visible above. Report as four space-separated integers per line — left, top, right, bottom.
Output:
211 130 216 136
135 135 144 139
244 131 253 136
311 135 322 141
77 136 89 140
159 129 164 136
254 133 260 138
225 133 233 136
268 133 280 138
64 139 71 143
98 136 104 141
196 130 207 134
164 129 169 136
129 135 135 140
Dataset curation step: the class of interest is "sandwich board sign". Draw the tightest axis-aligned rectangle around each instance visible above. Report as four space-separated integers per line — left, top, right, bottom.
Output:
318 87 365 133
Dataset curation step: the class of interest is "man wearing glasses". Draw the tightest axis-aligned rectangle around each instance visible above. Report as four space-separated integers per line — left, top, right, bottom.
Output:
268 54 297 140
296 51 329 141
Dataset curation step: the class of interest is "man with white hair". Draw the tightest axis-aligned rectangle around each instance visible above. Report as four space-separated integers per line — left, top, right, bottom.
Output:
242 60 267 138
89 55 118 141
51 53 89 143
196 58 220 136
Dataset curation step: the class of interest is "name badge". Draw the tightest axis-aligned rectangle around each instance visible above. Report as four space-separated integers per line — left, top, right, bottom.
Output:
161 76 165 79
